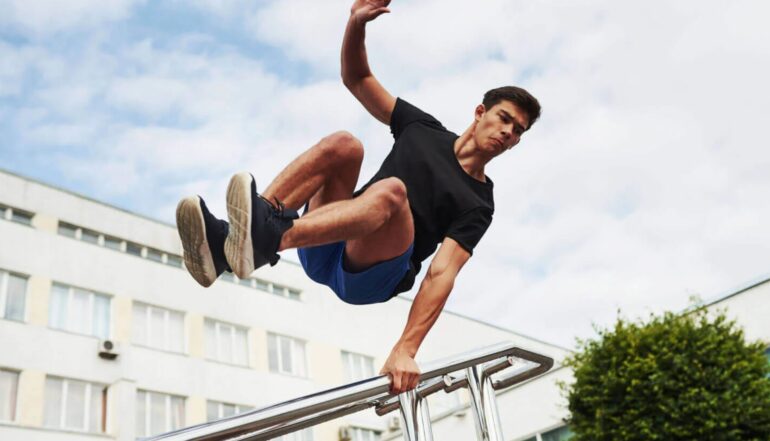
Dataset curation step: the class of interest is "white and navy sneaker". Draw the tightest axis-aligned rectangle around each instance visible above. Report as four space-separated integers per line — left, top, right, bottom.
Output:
175 196 231 287
224 172 298 278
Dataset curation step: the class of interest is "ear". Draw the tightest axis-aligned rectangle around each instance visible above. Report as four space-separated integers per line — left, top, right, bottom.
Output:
474 104 486 122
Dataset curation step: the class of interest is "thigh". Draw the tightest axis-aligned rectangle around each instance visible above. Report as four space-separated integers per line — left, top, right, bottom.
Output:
344 186 415 272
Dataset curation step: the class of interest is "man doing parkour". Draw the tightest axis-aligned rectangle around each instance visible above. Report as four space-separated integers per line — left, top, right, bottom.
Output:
175 0 541 394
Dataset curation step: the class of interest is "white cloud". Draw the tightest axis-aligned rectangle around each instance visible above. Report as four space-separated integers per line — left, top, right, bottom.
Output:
0 0 142 36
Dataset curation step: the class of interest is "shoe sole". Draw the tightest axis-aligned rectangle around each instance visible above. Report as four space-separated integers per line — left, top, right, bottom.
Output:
225 172 255 279
176 196 217 287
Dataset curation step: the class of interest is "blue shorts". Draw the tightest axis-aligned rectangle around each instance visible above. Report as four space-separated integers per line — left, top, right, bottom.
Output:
297 241 414 305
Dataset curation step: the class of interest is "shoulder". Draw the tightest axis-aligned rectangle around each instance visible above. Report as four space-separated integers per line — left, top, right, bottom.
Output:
390 98 448 139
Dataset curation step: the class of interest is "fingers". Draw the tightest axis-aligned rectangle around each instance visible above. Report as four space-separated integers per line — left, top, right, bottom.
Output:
389 371 421 394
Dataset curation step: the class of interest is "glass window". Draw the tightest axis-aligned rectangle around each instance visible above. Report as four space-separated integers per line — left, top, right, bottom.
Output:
341 351 375 382
206 400 254 422
58 222 78 238
220 273 235 283
43 376 106 433
80 229 100 244
238 278 253 288
0 370 19 422
126 242 143 257
104 235 123 251
288 289 301 300
255 279 269 291
272 285 287 296
1 271 27 322
10 208 33 225
268 334 307 377
48 283 111 338
136 390 185 438
147 248 164 263
166 254 182 268
133 303 185 353
350 427 380 441
541 425 573 441
204 319 249 366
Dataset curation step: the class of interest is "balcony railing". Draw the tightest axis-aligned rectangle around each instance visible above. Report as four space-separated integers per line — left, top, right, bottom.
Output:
145 342 553 441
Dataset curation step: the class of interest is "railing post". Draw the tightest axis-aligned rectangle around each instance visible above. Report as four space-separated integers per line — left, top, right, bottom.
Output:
465 365 505 441
398 390 420 441
417 394 434 441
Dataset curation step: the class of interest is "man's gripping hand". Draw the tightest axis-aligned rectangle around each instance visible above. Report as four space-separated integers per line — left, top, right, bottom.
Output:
350 0 391 25
380 347 421 394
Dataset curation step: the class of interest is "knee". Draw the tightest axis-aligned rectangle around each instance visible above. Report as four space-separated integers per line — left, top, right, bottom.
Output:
372 178 408 213
319 131 364 167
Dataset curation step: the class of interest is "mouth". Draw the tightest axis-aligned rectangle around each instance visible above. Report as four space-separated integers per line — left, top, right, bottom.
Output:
491 138 504 149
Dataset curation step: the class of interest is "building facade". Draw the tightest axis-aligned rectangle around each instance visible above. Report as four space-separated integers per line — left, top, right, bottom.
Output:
0 168 570 441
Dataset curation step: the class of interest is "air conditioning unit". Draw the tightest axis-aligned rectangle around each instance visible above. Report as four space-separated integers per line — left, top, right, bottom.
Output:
97 340 120 360
338 426 352 441
387 416 401 431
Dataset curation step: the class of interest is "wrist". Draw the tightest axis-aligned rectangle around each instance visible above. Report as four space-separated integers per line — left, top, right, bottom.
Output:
392 341 417 358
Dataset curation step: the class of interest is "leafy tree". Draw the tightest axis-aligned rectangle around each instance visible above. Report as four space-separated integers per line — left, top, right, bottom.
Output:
563 310 770 441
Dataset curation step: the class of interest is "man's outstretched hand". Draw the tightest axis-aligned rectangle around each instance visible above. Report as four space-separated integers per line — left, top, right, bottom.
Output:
350 0 391 25
380 347 420 394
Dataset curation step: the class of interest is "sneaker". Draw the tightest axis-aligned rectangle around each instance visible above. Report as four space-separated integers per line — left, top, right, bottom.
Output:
224 172 298 278
175 196 231 287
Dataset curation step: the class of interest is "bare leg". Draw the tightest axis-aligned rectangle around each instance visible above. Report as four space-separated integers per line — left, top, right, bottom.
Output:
281 177 415 271
261 131 363 210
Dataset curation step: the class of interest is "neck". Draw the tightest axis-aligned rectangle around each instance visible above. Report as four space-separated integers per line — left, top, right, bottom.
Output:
454 123 491 182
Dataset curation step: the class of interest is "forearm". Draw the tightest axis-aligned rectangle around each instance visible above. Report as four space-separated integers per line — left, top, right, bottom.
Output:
393 272 454 358
341 16 372 86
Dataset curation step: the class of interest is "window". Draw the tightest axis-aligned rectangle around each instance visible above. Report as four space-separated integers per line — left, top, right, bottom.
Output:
126 242 143 257
133 303 185 353
43 377 106 433
0 370 19 422
350 427 380 441
341 351 375 382
541 426 573 441
1 270 27 322
1 203 33 226
104 235 123 251
268 334 307 377
146 248 164 263
166 254 182 268
80 228 99 245
57 222 78 238
206 400 254 422
48 283 111 339
204 319 249 366
275 428 314 441
136 390 185 438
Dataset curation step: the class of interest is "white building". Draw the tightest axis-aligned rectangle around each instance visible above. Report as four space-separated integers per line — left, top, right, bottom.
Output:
0 168 571 441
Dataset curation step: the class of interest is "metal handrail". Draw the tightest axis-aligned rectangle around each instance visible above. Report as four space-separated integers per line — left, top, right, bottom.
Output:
146 342 553 441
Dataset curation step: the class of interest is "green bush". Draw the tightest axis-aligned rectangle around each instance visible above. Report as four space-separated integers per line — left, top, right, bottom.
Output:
563 310 770 441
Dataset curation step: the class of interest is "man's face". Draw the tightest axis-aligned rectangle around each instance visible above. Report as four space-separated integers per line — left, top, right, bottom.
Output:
473 100 530 156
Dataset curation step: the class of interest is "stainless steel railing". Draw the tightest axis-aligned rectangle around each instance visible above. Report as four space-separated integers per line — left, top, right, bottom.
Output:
146 342 553 441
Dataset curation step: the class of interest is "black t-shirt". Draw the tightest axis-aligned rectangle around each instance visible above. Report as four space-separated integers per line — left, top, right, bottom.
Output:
355 98 494 294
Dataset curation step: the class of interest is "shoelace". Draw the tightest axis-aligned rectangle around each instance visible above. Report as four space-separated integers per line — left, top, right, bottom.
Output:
259 195 299 221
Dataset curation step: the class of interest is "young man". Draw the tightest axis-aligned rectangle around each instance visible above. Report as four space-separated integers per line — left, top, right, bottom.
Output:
175 0 540 394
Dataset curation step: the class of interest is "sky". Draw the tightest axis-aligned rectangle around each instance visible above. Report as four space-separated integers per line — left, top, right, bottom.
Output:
1 0 769 348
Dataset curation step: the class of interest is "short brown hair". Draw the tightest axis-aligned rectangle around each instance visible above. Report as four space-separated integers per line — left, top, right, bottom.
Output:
483 86 541 130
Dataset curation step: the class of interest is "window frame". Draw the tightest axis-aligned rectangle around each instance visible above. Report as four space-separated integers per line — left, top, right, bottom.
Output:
43 376 107 433
136 389 185 438
0 270 28 322
132 302 186 354
205 400 254 422
48 282 111 339
341 351 375 382
204 318 250 367
268 333 308 377
0 369 20 423
0 203 34 226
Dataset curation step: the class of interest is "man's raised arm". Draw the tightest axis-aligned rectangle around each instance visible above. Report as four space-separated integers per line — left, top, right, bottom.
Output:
342 0 396 125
